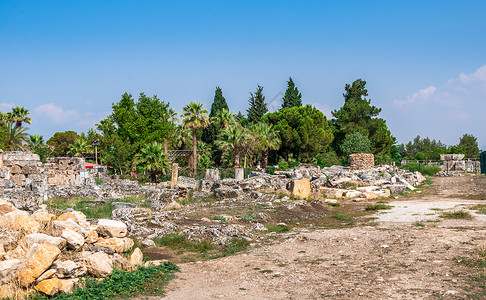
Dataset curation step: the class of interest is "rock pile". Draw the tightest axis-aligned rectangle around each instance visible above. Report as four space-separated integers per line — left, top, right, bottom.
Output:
349 153 375 170
0 200 145 298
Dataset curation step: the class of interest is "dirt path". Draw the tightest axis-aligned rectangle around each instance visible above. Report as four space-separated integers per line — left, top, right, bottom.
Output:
157 176 486 299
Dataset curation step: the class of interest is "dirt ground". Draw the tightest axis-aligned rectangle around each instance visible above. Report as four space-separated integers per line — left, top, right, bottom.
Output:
151 176 486 299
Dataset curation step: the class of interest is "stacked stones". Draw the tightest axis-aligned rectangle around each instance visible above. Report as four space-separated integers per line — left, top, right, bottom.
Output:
0 200 148 298
440 154 466 172
349 153 375 170
44 157 86 186
0 151 45 188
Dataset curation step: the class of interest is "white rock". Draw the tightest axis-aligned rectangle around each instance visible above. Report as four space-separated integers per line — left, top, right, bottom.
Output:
96 219 128 238
61 228 85 250
83 251 113 276
25 233 67 250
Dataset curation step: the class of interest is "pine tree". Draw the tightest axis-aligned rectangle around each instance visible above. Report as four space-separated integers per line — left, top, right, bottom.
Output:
247 85 268 124
202 87 229 144
235 111 245 122
281 77 302 109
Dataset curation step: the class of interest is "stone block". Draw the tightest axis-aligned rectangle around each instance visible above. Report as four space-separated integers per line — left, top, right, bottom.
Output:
16 242 61 287
290 178 311 199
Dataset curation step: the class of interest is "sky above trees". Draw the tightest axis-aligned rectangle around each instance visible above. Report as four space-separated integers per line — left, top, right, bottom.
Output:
1 0 485 148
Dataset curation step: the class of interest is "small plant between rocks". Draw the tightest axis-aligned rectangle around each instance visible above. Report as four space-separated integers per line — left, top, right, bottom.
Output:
440 211 473 220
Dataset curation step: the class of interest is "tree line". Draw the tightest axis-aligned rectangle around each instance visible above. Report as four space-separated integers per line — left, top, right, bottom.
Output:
0 78 480 180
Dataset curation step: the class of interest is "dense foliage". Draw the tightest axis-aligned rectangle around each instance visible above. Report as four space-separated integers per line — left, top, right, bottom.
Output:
281 77 302 109
247 85 268 124
263 105 333 162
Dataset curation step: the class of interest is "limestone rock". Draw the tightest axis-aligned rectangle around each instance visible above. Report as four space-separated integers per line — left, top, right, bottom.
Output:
290 179 311 199
35 278 60 296
141 239 155 247
52 219 87 238
0 227 19 251
83 251 113 276
35 268 56 283
0 259 21 284
0 204 16 216
96 219 128 238
85 229 98 244
61 228 85 250
16 242 61 287
95 237 134 253
0 210 41 235
58 278 78 294
130 247 143 266
53 260 87 278
112 253 134 271
25 233 67 250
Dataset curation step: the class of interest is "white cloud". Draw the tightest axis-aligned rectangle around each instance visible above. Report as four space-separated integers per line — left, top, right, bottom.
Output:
0 102 14 112
34 103 80 124
312 102 332 118
393 86 436 107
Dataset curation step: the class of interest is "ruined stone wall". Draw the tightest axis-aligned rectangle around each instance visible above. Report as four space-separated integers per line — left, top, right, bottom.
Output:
349 153 374 170
44 157 86 186
0 151 45 188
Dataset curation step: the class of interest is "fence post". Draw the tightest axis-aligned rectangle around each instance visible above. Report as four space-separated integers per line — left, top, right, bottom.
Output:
170 163 178 189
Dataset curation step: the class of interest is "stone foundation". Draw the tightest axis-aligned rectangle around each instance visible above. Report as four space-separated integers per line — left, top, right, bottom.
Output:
349 153 374 170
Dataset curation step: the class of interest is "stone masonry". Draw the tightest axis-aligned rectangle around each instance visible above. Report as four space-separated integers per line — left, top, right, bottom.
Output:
349 153 375 170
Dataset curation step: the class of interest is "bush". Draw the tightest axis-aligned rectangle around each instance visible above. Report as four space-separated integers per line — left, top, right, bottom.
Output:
278 160 289 170
340 132 371 157
401 162 441 176
316 151 342 167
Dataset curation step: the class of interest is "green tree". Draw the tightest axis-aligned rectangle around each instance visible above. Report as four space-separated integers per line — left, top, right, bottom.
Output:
28 133 51 162
458 133 480 158
235 111 245 123
251 123 281 168
340 132 372 158
9 106 32 128
215 124 247 168
47 131 80 156
263 105 334 162
68 139 90 157
332 79 393 155
281 77 302 109
134 142 171 182
5 121 29 150
247 85 268 124
182 102 210 171
202 87 229 144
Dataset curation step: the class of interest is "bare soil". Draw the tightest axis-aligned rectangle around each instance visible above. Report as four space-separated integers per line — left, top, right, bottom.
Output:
147 176 486 299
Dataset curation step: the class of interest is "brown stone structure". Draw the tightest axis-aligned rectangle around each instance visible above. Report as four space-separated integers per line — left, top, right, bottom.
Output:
349 153 374 170
44 157 86 186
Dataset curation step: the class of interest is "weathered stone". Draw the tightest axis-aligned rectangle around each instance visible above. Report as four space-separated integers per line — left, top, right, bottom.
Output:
204 169 220 181
130 248 143 266
31 210 56 227
235 168 244 181
382 184 406 194
0 227 19 250
35 278 60 296
112 253 135 271
58 278 78 294
52 220 87 237
96 219 128 238
35 268 56 283
290 179 311 199
0 204 16 216
83 251 113 276
53 260 87 278
213 188 241 199
176 176 196 189
319 187 346 198
170 163 178 189
0 259 21 284
95 237 134 253
141 239 155 247
61 228 85 250
349 153 374 170
16 242 61 287
83 244 116 255
25 233 67 250
85 230 98 244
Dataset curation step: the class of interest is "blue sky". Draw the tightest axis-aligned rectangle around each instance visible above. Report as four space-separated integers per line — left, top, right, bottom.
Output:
1 0 486 148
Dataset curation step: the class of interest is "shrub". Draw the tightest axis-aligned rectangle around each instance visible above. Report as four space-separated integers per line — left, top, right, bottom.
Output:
340 132 371 157
278 160 289 170
365 204 393 211
401 162 441 176
316 151 342 167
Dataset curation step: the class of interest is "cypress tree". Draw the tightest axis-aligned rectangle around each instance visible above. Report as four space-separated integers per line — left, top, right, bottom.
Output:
247 85 268 124
281 77 302 109
202 87 229 144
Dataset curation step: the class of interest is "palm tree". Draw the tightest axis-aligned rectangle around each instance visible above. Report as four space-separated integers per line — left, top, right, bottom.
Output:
182 102 209 171
211 108 235 130
134 142 171 182
252 123 281 168
29 133 45 149
68 139 90 157
10 106 31 128
5 121 29 150
215 124 248 168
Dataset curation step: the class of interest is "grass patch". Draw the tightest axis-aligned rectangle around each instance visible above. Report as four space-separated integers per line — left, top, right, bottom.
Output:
470 204 486 215
330 214 352 221
326 202 340 207
458 245 486 297
401 162 441 176
259 269 273 273
45 196 148 218
413 221 425 227
29 262 179 299
153 234 249 262
365 204 393 211
266 223 290 233
440 210 474 220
